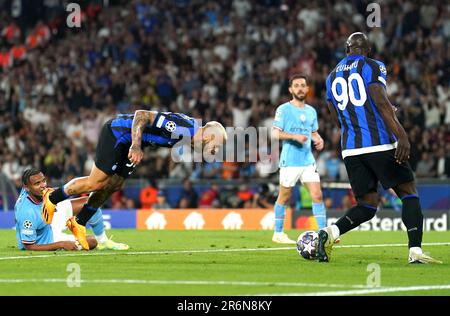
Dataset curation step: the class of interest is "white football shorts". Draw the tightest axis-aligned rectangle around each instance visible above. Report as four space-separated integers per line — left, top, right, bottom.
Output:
279 164 321 188
51 199 76 242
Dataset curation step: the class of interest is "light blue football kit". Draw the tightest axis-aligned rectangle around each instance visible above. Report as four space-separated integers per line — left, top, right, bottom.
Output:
273 102 318 167
272 102 326 231
15 189 53 249
15 189 105 250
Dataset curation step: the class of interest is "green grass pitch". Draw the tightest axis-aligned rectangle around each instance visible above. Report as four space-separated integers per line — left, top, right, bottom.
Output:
0 229 449 296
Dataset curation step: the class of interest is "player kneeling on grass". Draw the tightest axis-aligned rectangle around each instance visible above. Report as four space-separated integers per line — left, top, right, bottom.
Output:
15 168 129 251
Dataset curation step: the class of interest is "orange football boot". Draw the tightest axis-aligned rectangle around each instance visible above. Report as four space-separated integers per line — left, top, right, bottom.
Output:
41 188 56 224
66 217 89 250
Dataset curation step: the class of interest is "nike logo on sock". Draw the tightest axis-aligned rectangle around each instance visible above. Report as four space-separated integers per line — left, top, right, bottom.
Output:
345 216 354 225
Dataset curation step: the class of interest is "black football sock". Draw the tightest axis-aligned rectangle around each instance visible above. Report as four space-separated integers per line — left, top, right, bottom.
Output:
401 195 423 248
49 186 70 204
335 204 377 235
75 204 99 226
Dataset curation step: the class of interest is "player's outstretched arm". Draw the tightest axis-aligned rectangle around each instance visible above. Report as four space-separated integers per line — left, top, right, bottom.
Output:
23 241 79 251
368 84 410 164
128 110 156 165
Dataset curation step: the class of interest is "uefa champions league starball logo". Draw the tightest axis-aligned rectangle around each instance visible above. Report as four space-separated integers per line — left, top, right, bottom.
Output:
165 121 177 132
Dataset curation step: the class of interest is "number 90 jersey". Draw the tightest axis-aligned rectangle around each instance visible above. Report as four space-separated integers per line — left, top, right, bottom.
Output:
326 54 396 157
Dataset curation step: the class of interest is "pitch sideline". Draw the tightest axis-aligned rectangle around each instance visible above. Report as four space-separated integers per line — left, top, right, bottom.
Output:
0 278 369 289
0 278 449 296
254 284 450 296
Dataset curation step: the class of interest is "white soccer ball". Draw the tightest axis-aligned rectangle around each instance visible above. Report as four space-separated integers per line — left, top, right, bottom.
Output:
296 230 319 260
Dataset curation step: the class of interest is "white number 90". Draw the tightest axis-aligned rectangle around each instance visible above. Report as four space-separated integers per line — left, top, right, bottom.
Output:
331 73 367 110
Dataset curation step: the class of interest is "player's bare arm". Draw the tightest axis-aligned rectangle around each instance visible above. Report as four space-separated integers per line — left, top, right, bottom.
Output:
369 84 410 164
128 110 156 165
311 131 324 151
272 127 308 144
24 236 97 251
24 241 79 251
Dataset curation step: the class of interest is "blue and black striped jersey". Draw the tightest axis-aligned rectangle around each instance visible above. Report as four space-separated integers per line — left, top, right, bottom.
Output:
326 54 396 157
110 112 199 148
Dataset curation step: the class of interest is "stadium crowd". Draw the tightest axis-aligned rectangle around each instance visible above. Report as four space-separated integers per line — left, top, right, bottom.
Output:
0 0 449 209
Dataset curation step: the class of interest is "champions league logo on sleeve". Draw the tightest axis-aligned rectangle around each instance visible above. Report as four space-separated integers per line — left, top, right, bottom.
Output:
274 110 282 122
165 121 177 132
23 220 33 229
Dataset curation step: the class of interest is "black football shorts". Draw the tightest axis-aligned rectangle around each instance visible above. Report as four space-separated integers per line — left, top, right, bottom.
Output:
94 119 136 178
344 149 414 198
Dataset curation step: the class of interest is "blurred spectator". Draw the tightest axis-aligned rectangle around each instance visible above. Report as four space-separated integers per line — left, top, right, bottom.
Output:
111 190 136 209
152 191 171 209
424 100 441 129
198 184 219 209
240 160 257 179
341 195 354 211
252 183 277 208
178 179 198 208
2 153 21 186
436 147 450 179
231 99 253 128
65 116 85 148
0 0 448 188
140 182 158 209
324 151 342 180
416 152 436 178
324 197 333 210
222 161 239 179
237 184 253 208
201 161 222 179
2 21 21 43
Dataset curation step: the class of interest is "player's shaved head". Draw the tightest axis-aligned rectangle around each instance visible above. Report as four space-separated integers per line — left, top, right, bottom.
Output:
346 32 371 56
199 121 227 156
204 121 228 142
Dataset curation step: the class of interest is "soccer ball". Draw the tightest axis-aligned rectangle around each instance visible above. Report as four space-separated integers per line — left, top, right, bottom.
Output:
296 231 319 260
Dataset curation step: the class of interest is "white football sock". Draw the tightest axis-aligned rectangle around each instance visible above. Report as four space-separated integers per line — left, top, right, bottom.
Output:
409 247 422 255
95 232 108 243
330 225 340 240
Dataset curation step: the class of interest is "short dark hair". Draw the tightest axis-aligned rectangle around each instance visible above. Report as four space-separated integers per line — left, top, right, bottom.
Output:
289 74 308 87
345 32 370 55
22 168 42 186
